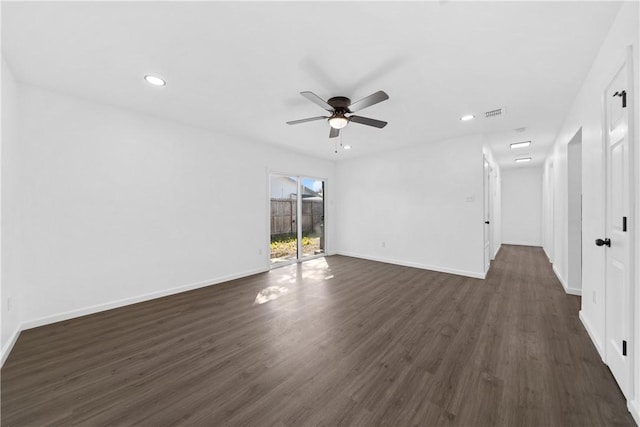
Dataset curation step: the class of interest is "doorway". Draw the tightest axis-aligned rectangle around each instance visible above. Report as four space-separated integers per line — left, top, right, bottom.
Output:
483 157 491 273
567 129 582 293
269 174 325 266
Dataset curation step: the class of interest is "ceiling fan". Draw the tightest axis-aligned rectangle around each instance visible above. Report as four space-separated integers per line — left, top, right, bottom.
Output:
287 90 389 138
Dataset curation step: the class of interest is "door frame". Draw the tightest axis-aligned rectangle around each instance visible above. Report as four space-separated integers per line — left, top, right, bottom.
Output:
267 170 328 268
491 167 499 260
483 156 491 274
602 47 635 400
567 128 583 293
547 161 555 263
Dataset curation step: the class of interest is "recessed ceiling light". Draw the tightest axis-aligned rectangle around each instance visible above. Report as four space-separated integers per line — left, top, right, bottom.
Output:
515 157 532 163
460 114 475 121
510 141 531 149
144 75 166 87
343 145 352 150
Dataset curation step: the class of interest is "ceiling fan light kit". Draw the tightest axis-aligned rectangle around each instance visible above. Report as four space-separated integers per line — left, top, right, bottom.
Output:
329 116 348 129
287 90 389 138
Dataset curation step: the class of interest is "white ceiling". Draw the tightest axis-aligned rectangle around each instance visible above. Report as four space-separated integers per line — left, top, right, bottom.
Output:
2 1 622 167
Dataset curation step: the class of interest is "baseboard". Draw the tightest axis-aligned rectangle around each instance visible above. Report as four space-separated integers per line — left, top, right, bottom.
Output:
543 246 552 263
629 399 640 425
335 251 486 279
1 325 22 367
21 267 270 331
502 241 542 247
492 244 502 260
579 310 604 360
552 264 582 296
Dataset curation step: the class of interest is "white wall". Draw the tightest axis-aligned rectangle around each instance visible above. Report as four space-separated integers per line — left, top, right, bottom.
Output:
270 176 297 199
335 134 485 278
5 84 335 342
501 167 542 247
542 2 639 422
1 58 22 362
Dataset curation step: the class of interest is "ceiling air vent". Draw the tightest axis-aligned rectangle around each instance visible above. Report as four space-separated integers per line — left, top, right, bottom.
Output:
484 108 505 118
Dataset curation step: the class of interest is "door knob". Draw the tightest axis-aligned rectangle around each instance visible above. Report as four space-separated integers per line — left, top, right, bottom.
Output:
595 238 611 247
485 221 490 224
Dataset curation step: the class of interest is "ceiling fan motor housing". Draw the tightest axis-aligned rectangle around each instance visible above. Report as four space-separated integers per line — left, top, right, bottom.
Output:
327 96 352 112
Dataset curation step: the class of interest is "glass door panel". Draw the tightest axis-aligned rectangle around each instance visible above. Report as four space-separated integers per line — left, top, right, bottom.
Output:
270 175 298 265
301 178 324 258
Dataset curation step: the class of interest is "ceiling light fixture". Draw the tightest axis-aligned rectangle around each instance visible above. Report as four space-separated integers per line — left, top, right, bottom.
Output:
144 75 166 87
460 114 475 121
343 145 352 150
515 157 532 163
287 91 388 139
510 141 531 149
328 116 349 129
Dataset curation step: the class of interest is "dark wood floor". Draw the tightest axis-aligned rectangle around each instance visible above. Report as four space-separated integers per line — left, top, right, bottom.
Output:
1 245 635 426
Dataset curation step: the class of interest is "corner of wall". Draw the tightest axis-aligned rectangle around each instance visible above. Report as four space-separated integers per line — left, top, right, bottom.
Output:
552 264 581 296
1 56 24 367
492 243 501 259
629 399 640 426
1 326 21 367
579 310 604 360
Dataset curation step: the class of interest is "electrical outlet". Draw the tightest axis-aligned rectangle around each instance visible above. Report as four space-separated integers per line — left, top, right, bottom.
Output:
381 241 386 248
258 248 263 255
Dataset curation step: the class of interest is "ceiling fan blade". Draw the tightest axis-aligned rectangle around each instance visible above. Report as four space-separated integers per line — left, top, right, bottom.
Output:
300 91 334 111
286 116 328 125
329 127 340 138
349 115 388 128
348 91 389 112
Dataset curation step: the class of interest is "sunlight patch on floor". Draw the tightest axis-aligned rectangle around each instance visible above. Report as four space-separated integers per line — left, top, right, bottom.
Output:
269 257 333 284
253 286 290 305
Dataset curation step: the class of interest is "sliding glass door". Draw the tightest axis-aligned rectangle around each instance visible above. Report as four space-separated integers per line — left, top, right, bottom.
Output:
270 174 324 266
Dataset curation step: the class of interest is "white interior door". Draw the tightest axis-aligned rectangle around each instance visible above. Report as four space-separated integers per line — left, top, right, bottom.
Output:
603 56 633 398
483 158 491 273
491 168 498 260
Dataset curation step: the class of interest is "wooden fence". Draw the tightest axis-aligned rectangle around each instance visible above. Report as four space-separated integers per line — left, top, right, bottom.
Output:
270 198 324 237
